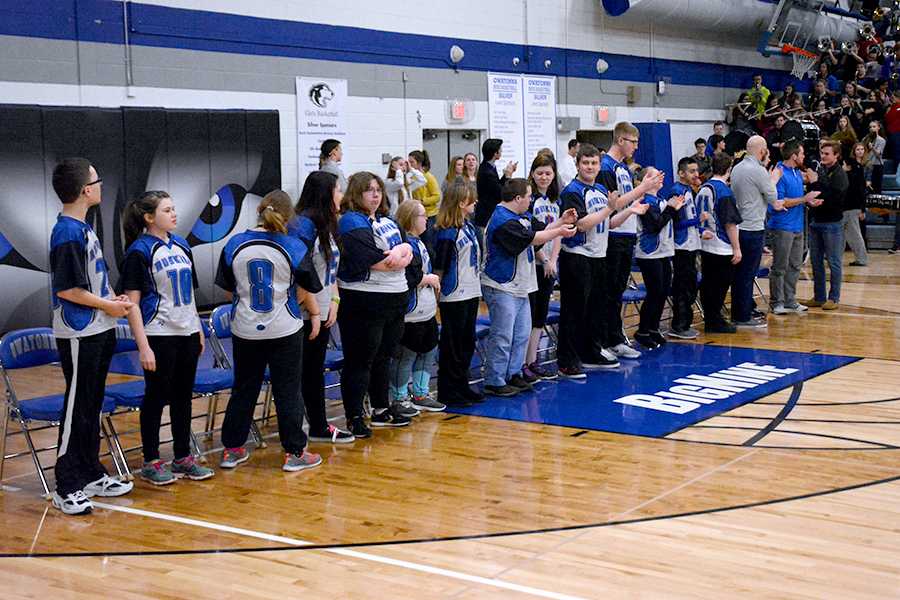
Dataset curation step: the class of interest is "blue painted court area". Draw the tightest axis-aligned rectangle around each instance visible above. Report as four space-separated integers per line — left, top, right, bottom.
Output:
452 344 859 438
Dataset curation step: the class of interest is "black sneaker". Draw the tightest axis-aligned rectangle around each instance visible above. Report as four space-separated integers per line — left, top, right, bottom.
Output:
463 387 486 402
525 362 558 380
889 246 897 255
370 405 412 427
634 331 660 350
349 416 372 438
751 309 766 319
484 384 520 397
649 331 667 346
582 349 620 369
558 366 586 379
518 368 540 385
704 321 737 334
507 374 534 391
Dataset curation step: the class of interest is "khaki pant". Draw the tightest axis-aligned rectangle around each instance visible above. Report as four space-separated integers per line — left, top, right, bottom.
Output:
841 209 868 265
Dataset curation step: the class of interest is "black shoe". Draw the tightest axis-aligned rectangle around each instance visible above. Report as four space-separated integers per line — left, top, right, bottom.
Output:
484 384 520 397
518 369 540 385
507 374 534 391
370 405 411 428
348 416 372 439
889 246 898 255
849 261 867 266
705 321 737 334
558 365 586 379
634 331 660 350
649 331 667 346
751 309 766 319
463 387 486 402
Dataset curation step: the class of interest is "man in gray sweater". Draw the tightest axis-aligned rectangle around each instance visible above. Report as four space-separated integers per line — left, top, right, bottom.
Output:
729 136 779 328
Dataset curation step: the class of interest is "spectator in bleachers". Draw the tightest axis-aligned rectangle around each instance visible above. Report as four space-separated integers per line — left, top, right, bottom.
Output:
862 119 886 193
747 74 771 116
883 89 900 159
729 93 754 133
842 142 869 266
816 62 841 95
808 80 834 111
832 114 859 158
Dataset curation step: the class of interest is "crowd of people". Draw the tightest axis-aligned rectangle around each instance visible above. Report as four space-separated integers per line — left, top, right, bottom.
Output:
43 109 881 515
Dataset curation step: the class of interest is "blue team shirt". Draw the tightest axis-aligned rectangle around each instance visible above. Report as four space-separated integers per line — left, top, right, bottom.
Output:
49 214 117 338
433 222 481 302
770 162 805 233
599 154 638 236
216 230 321 339
120 233 201 336
668 182 701 252
337 211 408 293
288 213 340 321
482 205 539 298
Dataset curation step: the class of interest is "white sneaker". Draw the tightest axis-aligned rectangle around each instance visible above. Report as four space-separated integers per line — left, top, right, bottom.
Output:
789 303 808 313
83 474 133 498
771 304 791 315
610 343 641 359
51 490 93 515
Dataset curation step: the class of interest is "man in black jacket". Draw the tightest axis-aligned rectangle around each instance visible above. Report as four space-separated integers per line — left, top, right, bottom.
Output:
474 139 517 240
805 139 848 310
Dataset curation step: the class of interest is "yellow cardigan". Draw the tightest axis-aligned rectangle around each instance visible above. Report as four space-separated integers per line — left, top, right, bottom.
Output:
413 171 441 217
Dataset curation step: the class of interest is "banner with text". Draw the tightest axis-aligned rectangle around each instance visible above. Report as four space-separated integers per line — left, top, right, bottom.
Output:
296 77 348 184
487 73 557 178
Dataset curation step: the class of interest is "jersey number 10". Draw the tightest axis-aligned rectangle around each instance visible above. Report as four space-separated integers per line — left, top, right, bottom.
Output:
166 268 194 307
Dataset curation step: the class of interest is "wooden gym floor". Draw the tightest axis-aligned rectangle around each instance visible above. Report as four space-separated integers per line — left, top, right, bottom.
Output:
1 251 899 599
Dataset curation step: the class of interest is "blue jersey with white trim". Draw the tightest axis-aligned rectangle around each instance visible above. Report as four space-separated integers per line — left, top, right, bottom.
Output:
600 154 638 236
697 179 743 256
560 179 611 258
49 215 117 339
337 212 408 293
406 237 438 322
216 230 321 340
120 234 201 336
482 205 539 298
433 222 481 302
669 182 701 252
288 214 340 321
635 195 675 259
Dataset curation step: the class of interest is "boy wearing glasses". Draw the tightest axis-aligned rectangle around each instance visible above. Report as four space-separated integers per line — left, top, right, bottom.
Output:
49 158 134 515
599 122 665 361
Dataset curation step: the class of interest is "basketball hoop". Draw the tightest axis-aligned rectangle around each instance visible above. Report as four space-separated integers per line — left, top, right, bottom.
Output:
783 44 818 80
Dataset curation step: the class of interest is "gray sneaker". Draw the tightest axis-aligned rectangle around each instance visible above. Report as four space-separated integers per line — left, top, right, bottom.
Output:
172 456 215 481
410 393 446 412
734 317 768 328
771 304 792 315
282 451 323 472
667 327 699 339
393 399 421 418
609 343 641 359
787 302 808 313
140 460 176 486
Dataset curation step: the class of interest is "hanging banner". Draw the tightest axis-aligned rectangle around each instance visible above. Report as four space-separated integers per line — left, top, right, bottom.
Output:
487 73 557 177
296 77 348 183
487 72 526 177
523 75 558 166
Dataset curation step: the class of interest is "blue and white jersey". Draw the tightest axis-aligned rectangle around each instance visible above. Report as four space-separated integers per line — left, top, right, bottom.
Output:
669 182 701 252
560 178 610 258
49 214 117 339
288 214 340 321
599 154 638 236
406 237 438 323
635 195 676 259
530 192 560 261
337 212 408 294
433 222 481 303
697 179 743 256
215 230 322 339
481 205 539 298
120 234 201 336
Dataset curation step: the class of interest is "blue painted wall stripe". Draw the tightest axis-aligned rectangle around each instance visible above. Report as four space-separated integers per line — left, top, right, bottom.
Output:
0 0 802 91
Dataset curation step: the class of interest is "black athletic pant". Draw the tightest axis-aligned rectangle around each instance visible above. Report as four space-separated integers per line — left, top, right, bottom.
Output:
141 333 201 462
602 234 636 348
700 251 734 327
637 257 672 334
558 252 606 370
222 329 307 454
671 249 699 332
55 329 116 496
437 297 479 403
528 263 556 329
301 318 331 435
337 289 408 418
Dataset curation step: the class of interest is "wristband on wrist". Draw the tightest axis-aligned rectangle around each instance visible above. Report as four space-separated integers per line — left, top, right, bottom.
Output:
331 296 341 304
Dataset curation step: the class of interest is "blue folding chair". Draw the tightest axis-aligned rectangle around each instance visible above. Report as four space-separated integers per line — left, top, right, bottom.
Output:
754 266 771 310
0 328 126 497
206 305 265 448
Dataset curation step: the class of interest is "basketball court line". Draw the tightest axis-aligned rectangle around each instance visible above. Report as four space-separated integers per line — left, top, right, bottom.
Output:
91 500 588 600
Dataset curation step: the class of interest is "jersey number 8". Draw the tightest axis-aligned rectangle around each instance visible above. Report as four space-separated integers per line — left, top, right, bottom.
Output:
247 259 274 312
